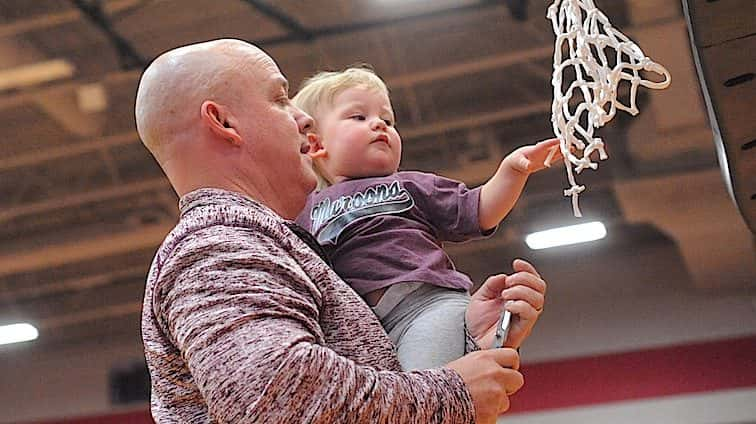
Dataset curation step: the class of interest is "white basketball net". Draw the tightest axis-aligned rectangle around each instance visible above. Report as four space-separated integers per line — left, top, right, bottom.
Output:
547 0 671 217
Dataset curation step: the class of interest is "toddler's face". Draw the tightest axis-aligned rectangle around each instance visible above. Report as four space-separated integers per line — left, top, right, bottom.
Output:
314 85 401 182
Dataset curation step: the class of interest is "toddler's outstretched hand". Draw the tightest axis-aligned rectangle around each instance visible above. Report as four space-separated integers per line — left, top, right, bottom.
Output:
502 138 562 175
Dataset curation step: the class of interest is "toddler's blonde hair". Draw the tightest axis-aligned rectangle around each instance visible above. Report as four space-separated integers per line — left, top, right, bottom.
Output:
293 65 391 189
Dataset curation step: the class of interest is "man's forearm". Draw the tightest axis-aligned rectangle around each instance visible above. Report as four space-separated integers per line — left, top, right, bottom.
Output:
177 323 475 423
242 343 476 423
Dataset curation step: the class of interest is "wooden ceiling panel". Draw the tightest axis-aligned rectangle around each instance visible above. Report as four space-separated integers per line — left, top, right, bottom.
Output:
0 0 73 23
117 0 285 58
413 67 534 122
1 103 80 157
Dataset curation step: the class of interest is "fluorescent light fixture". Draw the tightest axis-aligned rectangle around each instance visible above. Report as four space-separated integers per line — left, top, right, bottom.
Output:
0 323 39 346
77 82 108 113
0 59 75 91
525 221 607 250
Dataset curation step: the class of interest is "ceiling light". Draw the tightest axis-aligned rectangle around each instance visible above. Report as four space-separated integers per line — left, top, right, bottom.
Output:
77 82 108 113
0 323 39 346
525 221 607 250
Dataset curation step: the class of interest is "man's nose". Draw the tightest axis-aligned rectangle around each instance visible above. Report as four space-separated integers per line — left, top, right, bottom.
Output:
293 106 314 133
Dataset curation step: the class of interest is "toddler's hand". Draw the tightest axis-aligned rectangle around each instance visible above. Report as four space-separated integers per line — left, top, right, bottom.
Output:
502 138 562 175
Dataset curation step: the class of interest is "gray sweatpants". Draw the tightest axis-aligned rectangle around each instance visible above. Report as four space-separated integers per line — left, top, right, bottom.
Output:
371 282 470 371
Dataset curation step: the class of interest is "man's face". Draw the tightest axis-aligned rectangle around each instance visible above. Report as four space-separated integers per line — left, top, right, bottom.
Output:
235 50 318 217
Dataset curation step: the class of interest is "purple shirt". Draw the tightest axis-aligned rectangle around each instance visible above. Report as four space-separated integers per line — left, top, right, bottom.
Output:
296 171 493 296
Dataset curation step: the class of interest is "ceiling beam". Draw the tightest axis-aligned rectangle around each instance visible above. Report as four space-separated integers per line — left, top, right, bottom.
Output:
31 84 104 137
39 301 142 331
254 2 505 46
0 265 145 303
401 100 551 139
387 46 552 89
0 68 139 110
0 0 150 39
240 0 314 41
0 131 138 171
69 0 146 69
503 0 528 21
0 177 169 223
0 222 172 278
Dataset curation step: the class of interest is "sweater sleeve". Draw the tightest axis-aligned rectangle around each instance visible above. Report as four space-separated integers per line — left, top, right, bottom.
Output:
153 226 475 423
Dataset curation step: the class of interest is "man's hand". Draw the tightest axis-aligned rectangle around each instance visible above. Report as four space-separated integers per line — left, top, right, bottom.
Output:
446 348 523 424
466 259 546 349
502 138 562 176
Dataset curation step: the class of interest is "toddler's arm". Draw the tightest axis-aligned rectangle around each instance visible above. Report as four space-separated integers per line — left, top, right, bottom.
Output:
479 138 561 230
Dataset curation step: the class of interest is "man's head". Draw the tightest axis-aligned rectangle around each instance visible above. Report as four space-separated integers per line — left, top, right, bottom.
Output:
134 38 316 219
292 67 401 187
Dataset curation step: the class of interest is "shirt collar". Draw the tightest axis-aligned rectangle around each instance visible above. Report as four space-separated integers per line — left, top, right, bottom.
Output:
178 187 280 220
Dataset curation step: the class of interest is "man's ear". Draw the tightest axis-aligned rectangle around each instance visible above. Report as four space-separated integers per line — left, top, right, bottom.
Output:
201 100 242 146
307 133 327 159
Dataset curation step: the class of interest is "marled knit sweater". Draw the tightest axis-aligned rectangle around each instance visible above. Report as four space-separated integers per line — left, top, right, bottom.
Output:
141 188 476 423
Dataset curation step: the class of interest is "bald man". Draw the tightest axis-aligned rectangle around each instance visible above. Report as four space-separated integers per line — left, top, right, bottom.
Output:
136 39 546 423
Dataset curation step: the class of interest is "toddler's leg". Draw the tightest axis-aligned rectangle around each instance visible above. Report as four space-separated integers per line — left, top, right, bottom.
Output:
381 286 470 371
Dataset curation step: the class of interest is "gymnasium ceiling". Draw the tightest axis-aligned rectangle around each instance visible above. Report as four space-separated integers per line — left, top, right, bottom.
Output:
0 0 754 353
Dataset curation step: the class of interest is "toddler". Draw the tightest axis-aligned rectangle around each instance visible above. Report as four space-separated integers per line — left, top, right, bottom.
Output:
293 67 559 370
